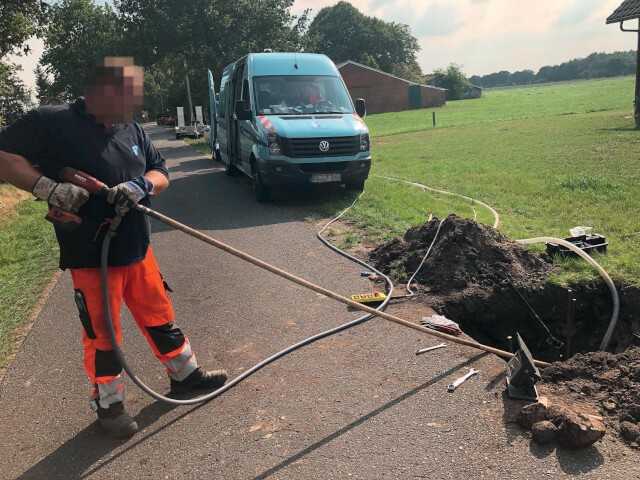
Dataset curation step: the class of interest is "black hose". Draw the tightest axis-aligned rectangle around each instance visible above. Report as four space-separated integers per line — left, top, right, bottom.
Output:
100 194 394 405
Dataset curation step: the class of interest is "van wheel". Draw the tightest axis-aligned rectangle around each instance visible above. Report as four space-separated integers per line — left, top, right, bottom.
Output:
221 150 239 177
253 171 271 202
346 179 366 191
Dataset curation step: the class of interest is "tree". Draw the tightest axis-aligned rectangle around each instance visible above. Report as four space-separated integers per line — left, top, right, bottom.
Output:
429 64 470 100
0 62 33 126
38 0 122 101
116 0 309 116
306 1 422 81
0 1 48 58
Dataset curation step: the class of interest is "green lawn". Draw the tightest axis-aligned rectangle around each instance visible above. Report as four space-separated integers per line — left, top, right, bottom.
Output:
0 197 58 368
334 76 640 286
366 76 634 137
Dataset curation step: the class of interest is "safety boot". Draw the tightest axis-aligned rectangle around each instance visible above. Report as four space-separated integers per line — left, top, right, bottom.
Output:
95 401 139 438
170 367 228 395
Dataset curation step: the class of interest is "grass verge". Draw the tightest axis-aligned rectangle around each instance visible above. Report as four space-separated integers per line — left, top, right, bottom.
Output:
0 198 58 369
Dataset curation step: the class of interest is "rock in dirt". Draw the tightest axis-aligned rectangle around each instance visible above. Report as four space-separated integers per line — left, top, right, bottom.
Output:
547 404 605 449
518 398 550 429
369 214 551 293
518 398 605 448
620 421 640 442
542 347 640 444
531 421 558 444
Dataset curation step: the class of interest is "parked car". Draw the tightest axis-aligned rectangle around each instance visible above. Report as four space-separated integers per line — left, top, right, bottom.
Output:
157 113 176 126
207 52 370 201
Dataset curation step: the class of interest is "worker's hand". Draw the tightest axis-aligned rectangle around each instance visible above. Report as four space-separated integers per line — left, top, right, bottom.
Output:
32 175 90 213
106 176 153 215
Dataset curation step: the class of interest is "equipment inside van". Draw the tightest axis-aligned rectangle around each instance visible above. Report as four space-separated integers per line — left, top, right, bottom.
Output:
207 52 371 201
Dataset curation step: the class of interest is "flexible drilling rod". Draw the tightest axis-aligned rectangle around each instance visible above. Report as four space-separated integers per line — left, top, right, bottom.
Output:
136 204 551 368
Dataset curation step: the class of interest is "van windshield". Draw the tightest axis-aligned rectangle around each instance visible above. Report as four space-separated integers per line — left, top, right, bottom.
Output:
254 76 354 115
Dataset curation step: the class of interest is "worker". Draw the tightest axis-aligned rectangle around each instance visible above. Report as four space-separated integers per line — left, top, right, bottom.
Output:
0 57 228 438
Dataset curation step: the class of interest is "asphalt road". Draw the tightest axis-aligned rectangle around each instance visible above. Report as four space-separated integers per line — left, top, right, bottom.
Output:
1 125 637 479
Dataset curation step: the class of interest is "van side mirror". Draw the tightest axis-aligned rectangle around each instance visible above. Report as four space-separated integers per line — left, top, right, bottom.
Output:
235 100 251 121
355 98 367 118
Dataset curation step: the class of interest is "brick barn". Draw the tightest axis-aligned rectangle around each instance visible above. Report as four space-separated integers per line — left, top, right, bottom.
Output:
337 60 447 114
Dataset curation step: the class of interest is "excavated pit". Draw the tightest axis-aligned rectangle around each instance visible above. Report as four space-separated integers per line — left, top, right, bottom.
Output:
368 214 640 445
369 215 639 361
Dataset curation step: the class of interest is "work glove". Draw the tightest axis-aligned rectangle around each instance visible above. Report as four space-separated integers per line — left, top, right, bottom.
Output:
32 176 90 213
106 176 153 215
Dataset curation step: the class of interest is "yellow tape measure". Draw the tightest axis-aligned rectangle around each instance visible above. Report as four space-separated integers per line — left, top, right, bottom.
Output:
350 292 387 304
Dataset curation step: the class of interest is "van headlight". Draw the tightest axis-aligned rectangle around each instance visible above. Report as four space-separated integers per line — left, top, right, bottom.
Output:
268 133 282 155
360 133 370 152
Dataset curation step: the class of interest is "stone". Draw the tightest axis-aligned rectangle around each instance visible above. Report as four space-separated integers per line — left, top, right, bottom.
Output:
518 398 550 429
548 405 606 449
531 421 558 445
620 421 640 442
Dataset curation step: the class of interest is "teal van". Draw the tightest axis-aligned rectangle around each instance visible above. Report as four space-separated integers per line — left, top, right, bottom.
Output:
207 52 370 201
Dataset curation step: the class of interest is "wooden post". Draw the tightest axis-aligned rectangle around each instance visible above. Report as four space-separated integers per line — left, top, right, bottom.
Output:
432 111 436 128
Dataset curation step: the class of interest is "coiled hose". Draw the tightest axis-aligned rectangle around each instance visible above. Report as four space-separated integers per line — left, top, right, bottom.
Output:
100 193 394 405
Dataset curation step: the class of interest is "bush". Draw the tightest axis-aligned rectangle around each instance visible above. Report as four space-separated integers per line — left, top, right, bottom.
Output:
428 64 470 100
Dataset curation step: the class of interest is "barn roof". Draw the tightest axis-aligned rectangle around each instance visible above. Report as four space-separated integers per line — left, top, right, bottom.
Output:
336 60 447 91
607 0 640 24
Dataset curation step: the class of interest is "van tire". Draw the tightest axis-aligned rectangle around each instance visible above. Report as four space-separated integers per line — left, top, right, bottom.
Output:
346 179 366 191
224 159 239 176
253 170 271 202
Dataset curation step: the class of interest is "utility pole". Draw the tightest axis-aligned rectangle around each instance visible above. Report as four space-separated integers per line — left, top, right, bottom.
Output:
184 57 194 125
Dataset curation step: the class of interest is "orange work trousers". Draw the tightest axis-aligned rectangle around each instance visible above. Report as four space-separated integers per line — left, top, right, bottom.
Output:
70 247 197 407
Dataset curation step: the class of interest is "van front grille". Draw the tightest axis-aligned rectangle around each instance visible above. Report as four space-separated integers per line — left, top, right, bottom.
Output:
282 136 360 157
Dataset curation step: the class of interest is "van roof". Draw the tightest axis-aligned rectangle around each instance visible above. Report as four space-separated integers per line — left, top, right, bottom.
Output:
248 53 339 77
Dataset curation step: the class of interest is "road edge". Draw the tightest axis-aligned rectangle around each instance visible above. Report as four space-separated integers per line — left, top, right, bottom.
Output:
0 270 62 385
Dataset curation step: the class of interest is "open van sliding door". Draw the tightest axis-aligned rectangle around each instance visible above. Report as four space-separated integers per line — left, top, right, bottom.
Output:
230 60 245 172
206 69 218 157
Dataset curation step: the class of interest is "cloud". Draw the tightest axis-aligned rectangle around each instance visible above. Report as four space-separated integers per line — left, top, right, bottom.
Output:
555 0 602 26
414 3 463 37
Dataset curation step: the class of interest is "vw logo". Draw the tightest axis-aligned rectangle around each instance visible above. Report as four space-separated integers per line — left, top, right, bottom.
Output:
318 140 330 152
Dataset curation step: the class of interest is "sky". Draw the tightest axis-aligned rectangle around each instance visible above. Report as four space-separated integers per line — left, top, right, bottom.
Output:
10 0 636 93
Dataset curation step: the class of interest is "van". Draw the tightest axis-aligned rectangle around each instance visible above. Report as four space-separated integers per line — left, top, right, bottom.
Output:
207 53 370 201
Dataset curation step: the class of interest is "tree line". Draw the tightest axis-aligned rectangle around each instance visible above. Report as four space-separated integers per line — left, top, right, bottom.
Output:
470 51 637 89
1 0 422 124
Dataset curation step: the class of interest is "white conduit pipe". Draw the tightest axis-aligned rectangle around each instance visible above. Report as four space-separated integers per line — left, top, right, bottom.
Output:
517 237 619 351
374 175 619 351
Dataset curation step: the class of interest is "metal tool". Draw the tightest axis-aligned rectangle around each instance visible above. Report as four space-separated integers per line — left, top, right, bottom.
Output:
415 343 446 355
447 368 479 392
506 333 541 401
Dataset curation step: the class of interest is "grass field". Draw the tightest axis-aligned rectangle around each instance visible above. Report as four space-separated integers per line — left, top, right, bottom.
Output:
338 76 640 286
0 187 58 368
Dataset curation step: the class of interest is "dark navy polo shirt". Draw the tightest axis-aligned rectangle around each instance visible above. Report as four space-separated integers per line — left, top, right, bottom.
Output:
0 98 169 269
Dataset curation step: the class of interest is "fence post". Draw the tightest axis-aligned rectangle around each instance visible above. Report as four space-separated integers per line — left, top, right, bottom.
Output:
432 111 437 128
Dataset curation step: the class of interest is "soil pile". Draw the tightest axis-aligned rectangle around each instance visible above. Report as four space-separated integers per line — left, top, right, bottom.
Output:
369 214 551 293
542 347 640 445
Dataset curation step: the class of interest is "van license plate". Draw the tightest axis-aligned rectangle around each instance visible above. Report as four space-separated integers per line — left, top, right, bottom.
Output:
311 173 341 183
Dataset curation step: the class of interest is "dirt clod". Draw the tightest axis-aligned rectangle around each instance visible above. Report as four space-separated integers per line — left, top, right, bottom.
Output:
531 420 558 444
542 347 640 444
620 421 640 442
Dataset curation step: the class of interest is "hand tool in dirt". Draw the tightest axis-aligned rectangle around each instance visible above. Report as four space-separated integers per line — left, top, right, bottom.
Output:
415 343 446 355
447 368 479 393
505 332 541 402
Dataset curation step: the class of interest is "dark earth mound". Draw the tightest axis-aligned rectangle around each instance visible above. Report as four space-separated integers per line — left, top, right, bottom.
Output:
542 348 640 445
369 214 551 293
